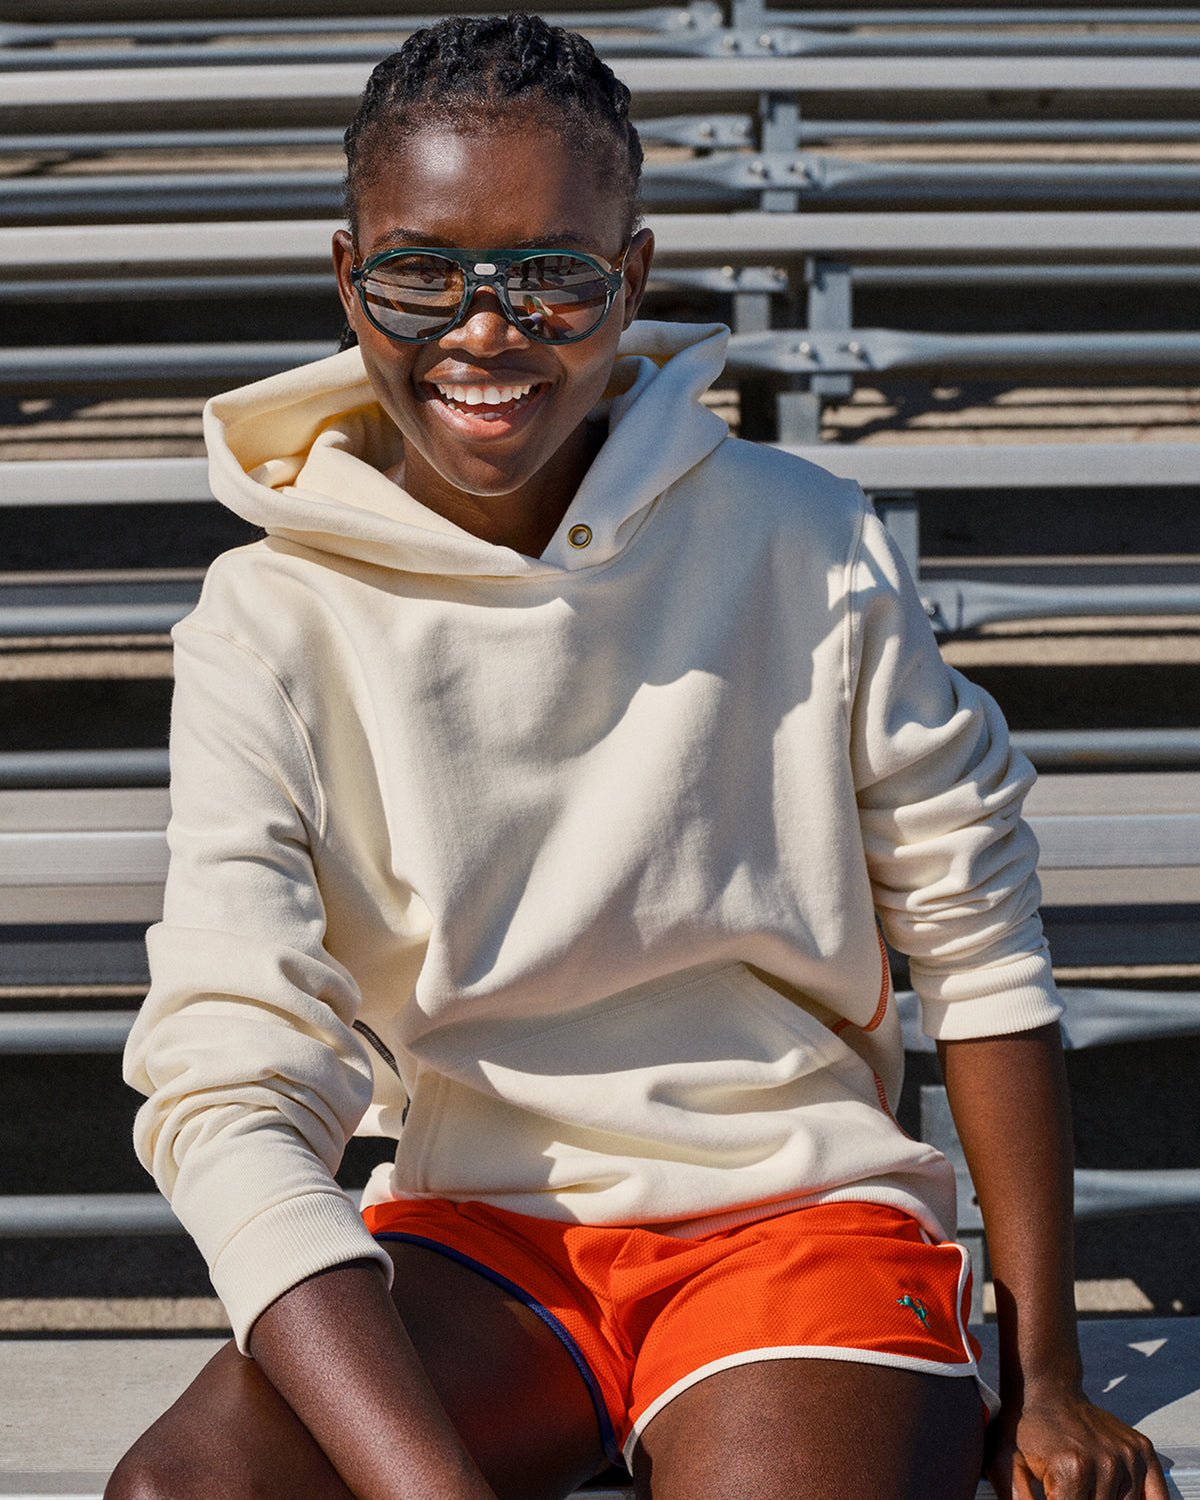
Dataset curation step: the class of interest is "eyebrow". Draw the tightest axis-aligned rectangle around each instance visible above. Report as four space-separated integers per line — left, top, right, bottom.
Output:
365 227 598 254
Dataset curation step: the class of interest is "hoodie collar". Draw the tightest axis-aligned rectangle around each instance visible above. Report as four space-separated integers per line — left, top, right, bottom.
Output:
204 320 731 579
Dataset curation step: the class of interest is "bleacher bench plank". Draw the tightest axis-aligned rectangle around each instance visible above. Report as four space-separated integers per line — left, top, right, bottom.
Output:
5 447 1199 511
3 54 1200 131
3 777 1197 924
10 335 1200 401
0 789 169 926
6 214 1200 279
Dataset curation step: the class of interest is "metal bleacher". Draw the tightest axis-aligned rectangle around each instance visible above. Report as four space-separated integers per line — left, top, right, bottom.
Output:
2 4 1200 1494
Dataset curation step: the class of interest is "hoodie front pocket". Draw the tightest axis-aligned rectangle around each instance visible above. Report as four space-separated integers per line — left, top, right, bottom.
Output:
391 963 942 1221
435 963 875 1155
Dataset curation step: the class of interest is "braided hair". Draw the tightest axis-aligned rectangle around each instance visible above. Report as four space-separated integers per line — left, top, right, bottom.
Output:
343 13 643 243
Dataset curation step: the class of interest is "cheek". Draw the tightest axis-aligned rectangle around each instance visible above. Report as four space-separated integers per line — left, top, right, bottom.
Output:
563 337 622 408
358 340 419 414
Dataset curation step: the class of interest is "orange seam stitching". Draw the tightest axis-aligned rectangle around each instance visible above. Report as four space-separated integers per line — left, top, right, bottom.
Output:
860 927 892 1034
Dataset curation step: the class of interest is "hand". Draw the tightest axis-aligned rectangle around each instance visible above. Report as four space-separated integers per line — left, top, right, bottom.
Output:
986 1385 1169 1500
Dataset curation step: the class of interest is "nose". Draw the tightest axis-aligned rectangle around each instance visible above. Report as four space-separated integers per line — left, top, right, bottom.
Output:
441 278 529 352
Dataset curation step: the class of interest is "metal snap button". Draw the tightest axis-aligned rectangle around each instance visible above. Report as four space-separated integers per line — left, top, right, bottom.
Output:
568 524 592 549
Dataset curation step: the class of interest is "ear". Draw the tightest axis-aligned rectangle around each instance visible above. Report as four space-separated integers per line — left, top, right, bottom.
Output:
331 229 360 329
619 226 655 330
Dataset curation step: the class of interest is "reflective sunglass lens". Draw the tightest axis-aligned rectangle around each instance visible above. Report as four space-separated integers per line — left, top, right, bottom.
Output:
358 254 464 340
507 255 612 340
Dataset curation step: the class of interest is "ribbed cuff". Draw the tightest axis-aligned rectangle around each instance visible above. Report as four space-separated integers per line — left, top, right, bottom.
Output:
211 1188 393 1352
915 951 1063 1041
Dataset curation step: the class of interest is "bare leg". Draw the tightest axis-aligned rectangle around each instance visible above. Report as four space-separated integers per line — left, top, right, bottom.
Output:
633 1358 986 1500
105 1243 607 1500
383 1240 608 1497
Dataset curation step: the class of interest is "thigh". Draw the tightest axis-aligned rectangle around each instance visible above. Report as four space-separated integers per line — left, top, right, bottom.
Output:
105 1243 607 1500
385 1238 608 1497
632 1358 986 1500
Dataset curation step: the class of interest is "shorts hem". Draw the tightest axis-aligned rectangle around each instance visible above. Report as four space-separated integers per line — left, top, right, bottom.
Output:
374 1230 625 1467
624 1345 982 1469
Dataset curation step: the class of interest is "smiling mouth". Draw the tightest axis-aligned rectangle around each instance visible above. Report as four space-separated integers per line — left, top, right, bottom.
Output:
431 382 541 415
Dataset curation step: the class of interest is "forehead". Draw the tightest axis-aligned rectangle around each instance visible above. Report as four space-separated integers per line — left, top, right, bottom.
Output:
354 123 626 258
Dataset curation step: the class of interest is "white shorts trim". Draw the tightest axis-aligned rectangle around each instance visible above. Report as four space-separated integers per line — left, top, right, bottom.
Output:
624 1342 983 1469
624 1239 983 1470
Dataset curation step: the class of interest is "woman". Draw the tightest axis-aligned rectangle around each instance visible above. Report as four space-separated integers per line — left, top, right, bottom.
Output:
108 16 1163 1499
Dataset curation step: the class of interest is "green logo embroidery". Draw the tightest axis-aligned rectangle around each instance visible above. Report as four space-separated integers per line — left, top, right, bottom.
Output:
897 1294 930 1326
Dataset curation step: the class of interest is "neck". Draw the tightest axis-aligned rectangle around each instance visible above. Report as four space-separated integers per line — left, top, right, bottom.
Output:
396 418 605 557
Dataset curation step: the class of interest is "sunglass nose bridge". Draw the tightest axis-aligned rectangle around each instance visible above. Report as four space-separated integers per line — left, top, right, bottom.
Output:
460 273 510 314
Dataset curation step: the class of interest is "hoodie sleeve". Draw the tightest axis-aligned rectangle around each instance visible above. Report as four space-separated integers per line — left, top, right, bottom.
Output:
123 616 392 1349
846 504 1063 1043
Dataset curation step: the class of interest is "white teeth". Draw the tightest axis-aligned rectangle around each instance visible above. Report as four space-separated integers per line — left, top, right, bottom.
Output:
436 383 534 408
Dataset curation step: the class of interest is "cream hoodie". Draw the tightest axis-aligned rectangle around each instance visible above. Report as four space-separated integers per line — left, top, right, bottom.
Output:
125 320 1062 1347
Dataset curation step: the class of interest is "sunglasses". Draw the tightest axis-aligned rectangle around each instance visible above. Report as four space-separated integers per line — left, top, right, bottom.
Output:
350 243 630 345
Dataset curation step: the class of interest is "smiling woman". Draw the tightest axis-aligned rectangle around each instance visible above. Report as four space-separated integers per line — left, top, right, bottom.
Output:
330 122 653 555
105 14 1165 1500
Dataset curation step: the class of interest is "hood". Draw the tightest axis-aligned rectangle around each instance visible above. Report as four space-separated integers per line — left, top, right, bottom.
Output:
203 320 731 579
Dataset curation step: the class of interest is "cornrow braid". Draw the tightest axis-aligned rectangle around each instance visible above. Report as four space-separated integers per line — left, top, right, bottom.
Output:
342 12 643 243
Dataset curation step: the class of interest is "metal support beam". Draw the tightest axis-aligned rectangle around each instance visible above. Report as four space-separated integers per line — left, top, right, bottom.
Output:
1010 730 1200 771
874 494 920 582
21 324 1196 396
806 258 853 404
922 580 1200 635
0 340 334 396
0 749 170 788
14 155 1200 226
5 734 1194 793
777 440 1200 490
12 117 1200 160
0 1193 182 1237
727 327 1200 378
0 1011 136 1054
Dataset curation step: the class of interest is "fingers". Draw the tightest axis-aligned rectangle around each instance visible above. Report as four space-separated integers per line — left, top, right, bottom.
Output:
1124 1430 1171 1500
1000 1455 1043 1500
1064 1416 1165 1500
986 1406 1167 1500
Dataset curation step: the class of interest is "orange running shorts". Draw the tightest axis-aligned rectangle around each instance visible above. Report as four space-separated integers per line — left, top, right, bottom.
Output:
363 1196 981 1468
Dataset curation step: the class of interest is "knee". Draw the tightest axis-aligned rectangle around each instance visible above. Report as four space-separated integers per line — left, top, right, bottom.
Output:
104 1452 151 1500
105 1442 197 1500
